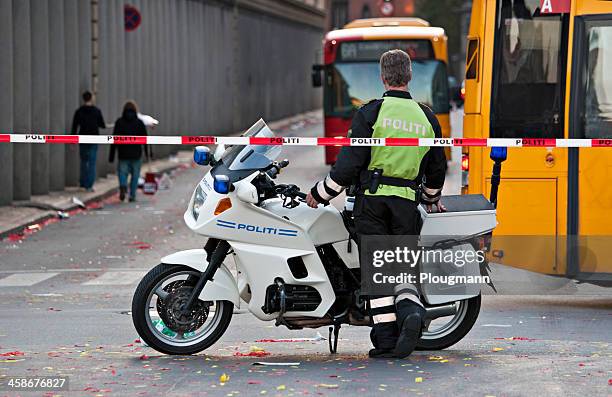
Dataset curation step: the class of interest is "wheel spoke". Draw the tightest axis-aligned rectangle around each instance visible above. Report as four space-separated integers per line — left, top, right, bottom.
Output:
154 287 169 300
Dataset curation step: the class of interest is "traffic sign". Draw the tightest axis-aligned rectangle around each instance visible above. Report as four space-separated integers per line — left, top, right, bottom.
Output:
124 5 141 32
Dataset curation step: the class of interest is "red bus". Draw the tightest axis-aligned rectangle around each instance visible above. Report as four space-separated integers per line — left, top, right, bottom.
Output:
313 18 452 164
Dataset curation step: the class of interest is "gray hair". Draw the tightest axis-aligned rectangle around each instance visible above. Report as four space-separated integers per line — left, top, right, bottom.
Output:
380 49 412 87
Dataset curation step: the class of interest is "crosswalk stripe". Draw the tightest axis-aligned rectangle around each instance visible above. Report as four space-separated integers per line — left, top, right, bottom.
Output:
83 271 146 286
0 272 59 287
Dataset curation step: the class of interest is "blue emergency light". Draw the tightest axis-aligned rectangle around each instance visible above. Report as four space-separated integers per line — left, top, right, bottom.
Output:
214 175 231 194
193 146 211 166
490 146 507 162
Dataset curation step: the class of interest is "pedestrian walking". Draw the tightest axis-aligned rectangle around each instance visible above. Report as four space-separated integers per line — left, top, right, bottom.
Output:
71 91 106 192
108 100 150 202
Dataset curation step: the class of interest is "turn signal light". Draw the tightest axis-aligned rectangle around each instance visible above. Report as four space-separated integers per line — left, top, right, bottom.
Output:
461 153 469 171
214 198 232 215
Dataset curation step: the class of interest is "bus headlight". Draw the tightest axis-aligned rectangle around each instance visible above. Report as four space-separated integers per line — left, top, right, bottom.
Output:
192 185 207 220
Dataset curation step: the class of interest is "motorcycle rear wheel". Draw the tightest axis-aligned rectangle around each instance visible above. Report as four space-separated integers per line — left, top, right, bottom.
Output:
132 263 233 355
416 294 481 350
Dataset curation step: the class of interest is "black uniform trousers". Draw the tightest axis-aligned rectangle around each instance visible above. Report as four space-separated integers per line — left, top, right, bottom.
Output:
354 194 421 350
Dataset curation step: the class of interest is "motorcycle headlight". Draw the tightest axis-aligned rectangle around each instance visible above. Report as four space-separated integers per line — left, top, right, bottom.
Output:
192 185 207 220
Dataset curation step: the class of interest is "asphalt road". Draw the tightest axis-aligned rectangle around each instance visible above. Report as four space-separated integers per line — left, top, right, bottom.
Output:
0 111 610 397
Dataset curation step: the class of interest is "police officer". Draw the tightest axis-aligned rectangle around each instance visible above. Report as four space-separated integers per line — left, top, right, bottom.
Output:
305 49 446 358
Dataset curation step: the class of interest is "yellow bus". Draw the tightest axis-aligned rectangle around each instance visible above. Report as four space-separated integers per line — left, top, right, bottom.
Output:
313 18 453 163
462 0 612 283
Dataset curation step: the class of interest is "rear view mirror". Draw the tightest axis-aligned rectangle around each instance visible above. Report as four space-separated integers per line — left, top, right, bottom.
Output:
489 147 507 208
490 147 507 162
213 144 226 162
312 64 323 87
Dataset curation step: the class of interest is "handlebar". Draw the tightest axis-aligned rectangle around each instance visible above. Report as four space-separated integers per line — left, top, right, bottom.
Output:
274 183 306 200
267 159 290 179
257 160 307 203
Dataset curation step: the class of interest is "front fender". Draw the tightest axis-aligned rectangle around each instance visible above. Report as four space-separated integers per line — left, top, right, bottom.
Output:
161 249 240 307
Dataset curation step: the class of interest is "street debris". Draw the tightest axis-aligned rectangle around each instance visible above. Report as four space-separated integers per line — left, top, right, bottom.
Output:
0 351 25 357
57 211 70 219
125 241 152 250
32 293 63 297
72 197 86 209
158 173 173 190
219 373 230 384
255 332 325 343
234 346 270 357
253 362 300 366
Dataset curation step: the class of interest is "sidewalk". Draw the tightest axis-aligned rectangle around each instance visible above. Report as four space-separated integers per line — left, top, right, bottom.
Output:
0 110 322 240
0 152 193 239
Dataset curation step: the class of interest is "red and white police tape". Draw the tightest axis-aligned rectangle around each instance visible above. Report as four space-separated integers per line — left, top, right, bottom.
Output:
1 134 612 147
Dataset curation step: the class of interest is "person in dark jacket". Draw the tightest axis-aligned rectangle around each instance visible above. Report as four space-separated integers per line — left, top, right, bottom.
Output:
71 91 106 191
306 50 447 359
109 100 150 202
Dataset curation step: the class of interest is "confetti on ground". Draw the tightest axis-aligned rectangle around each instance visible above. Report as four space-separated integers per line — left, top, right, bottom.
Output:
494 337 536 341
492 347 505 352
255 333 325 343
233 351 270 357
317 384 339 389
0 351 24 357
219 373 230 384
125 241 152 250
276 385 286 391
415 377 423 383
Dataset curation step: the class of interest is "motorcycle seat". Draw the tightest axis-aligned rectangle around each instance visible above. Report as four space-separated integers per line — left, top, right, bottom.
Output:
429 194 494 213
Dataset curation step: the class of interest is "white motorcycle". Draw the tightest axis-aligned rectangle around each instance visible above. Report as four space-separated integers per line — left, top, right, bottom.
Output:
132 119 503 355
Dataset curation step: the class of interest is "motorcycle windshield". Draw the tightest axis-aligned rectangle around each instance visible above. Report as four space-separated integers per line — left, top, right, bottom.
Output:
221 119 281 171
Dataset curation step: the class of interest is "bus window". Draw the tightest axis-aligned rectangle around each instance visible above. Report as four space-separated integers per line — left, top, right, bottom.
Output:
327 59 449 116
583 24 612 139
465 38 479 80
490 0 566 139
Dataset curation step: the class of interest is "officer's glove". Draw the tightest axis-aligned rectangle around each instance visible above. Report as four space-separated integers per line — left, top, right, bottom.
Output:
310 175 344 207
309 184 330 207
420 189 441 205
421 186 445 213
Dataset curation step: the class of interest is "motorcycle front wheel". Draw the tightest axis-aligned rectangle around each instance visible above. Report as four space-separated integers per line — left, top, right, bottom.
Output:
416 294 481 351
132 263 233 355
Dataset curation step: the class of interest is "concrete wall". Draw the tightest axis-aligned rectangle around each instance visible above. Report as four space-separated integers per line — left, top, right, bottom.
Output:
0 0 324 205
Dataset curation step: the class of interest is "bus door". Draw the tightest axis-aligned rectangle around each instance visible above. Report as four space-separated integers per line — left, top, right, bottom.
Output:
569 14 612 279
487 0 569 274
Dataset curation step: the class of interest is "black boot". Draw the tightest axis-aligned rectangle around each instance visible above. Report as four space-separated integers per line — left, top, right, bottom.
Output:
119 186 127 201
368 322 398 358
393 300 426 358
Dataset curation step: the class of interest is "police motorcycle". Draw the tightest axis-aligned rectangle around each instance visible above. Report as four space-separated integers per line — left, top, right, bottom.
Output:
132 119 506 355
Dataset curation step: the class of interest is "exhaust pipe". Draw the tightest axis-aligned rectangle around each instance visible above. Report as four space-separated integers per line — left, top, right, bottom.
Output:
425 303 457 320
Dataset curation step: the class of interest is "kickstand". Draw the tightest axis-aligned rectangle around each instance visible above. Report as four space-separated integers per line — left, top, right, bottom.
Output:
328 324 341 354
